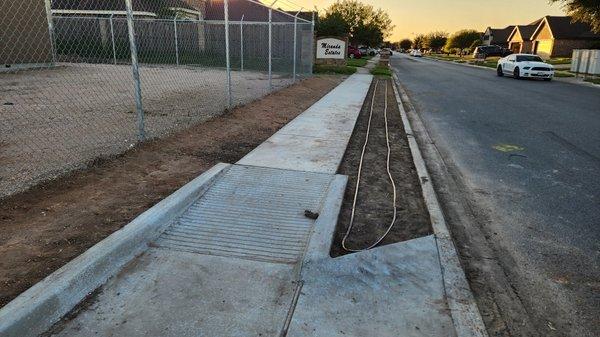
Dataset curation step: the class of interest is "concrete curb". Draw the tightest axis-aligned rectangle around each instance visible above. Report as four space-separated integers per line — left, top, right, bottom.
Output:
391 73 489 337
0 163 230 337
303 174 348 263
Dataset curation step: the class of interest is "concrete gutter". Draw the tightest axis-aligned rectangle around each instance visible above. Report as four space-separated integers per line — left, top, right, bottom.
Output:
0 163 230 337
391 73 489 337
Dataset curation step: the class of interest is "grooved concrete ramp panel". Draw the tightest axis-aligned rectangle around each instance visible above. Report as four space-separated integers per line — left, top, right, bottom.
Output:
155 165 333 264
238 74 372 174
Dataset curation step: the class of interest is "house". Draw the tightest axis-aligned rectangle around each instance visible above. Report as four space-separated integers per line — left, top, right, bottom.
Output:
1 0 54 67
482 26 514 48
507 19 542 54
531 16 600 58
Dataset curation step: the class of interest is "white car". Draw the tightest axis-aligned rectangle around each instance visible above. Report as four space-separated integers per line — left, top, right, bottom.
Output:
410 49 422 57
497 54 554 81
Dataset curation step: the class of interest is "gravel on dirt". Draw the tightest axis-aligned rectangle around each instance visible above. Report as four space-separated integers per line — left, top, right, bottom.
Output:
0 63 294 198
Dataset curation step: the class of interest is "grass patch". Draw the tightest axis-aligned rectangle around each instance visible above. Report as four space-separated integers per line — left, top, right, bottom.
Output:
547 58 571 65
554 71 575 78
370 65 392 77
478 61 498 68
584 77 600 85
314 64 357 75
428 53 470 61
346 58 368 67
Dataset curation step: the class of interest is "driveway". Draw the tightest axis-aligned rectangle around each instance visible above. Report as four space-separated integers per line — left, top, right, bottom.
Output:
391 54 599 337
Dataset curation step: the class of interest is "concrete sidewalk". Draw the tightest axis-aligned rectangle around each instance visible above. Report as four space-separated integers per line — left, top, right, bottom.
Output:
44 74 373 337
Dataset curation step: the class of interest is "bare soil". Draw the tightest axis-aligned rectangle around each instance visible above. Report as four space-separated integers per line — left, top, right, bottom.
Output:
0 63 291 198
330 78 433 257
0 75 343 308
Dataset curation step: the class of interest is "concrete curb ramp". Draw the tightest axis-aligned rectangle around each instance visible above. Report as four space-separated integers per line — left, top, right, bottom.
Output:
48 167 348 337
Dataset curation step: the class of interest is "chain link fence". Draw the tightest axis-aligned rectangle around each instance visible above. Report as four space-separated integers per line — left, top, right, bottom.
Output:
0 0 314 199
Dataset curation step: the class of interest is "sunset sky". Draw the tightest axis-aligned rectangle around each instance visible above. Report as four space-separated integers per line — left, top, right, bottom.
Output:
292 0 566 41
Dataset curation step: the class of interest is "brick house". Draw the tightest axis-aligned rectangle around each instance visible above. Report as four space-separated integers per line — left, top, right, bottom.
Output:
482 26 514 48
531 16 600 58
1 0 54 67
507 19 542 54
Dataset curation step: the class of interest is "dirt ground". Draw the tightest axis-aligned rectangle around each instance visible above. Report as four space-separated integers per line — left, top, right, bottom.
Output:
330 79 432 257
0 75 343 308
0 63 293 198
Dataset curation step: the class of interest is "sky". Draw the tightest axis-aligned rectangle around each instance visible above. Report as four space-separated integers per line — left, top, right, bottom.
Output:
292 0 566 41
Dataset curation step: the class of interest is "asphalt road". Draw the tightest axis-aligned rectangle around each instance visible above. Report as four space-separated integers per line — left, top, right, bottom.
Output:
391 54 599 337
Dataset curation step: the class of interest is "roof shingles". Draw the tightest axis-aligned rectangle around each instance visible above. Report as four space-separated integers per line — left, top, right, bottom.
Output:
544 16 600 39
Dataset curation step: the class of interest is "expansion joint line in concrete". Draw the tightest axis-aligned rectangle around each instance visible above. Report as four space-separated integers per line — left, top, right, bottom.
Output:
341 79 398 252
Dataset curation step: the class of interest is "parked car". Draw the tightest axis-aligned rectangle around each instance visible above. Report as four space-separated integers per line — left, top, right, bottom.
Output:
410 49 422 57
473 45 512 58
497 54 554 81
348 45 362 59
358 46 369 55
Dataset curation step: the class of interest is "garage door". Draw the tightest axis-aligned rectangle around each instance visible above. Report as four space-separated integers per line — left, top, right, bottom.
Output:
535 40 553 58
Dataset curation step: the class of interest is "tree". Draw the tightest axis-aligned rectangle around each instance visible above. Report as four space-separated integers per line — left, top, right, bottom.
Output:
316 12 350 37
424 31 448 52
551 0 600 33
317 0 395 46
399 39 412 50
445 29 481 54
353 22 384 47
412 34 426 50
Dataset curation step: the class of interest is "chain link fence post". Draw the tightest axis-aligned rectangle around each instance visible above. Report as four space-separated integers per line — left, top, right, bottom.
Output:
310 11 315 75
293 12 299 81
240 15 244 72
268 7 273 91
173 14 180 66
109 14 117 65
124 0 145 141
44 0 56 63
224 0 232 108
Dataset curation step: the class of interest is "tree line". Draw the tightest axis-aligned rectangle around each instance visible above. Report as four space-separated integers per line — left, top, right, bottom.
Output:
315 0 394 47
398 30 482 54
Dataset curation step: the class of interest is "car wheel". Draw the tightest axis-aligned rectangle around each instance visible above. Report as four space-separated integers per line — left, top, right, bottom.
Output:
514 67 521 79
497 66 504 77
349 54 355 59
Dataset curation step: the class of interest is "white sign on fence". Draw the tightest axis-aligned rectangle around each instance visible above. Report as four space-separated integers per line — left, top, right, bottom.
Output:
316 37 346 59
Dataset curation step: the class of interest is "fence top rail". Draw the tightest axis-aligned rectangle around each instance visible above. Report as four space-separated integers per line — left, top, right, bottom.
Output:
53 15 312 26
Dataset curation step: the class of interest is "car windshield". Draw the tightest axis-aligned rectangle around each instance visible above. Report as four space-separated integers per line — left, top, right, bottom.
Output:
516 55 543 62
